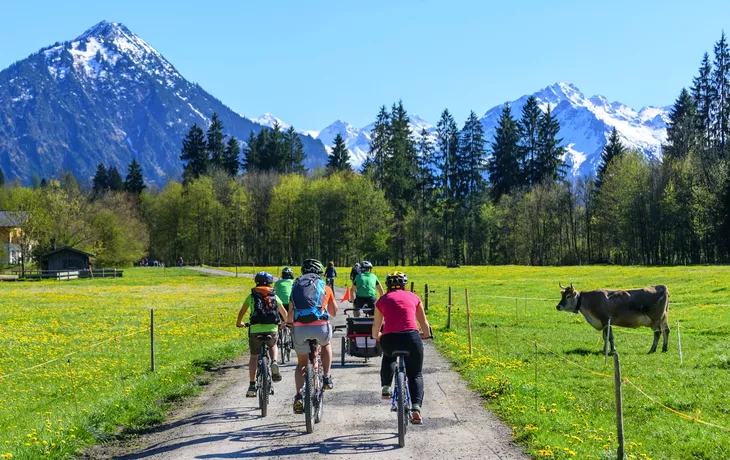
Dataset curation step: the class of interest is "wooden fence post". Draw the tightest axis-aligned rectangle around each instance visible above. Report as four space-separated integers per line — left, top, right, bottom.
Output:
410 281 414 292
465 288 472 355
677 320 683 365
424 284 429 311
150 309 156 373
614 349 625 460
447 286 452 329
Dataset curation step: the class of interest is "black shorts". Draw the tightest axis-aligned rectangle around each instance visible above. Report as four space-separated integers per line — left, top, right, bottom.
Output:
354 296 376 310
249 330 278 355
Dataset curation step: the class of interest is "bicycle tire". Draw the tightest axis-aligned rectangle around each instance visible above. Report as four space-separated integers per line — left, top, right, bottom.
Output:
279 334 286 364
304 364 314 433
260 354 270 417
286 330 293 362
315 368 324 423
397 368 407 447
340 336 346 366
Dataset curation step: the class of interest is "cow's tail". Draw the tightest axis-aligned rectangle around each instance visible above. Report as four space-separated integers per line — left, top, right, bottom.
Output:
657 284 669 312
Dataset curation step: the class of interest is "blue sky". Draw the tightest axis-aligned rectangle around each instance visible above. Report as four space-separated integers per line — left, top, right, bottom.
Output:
2 0 729 130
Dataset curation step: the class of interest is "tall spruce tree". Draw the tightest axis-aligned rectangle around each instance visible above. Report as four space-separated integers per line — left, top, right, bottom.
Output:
107 166 124 192
595 127 625 191
124 158 146 195
242 131 259 172
488 105 521 201
180 123 209 183
0 167 5 188
458 111 487 200
416 127 437 204
517 96 541 186
263 122 284 171
327 133 351 173
712 31 730 158
536 105 565 182
206 113 226 169
368 106 391 188
692 52 714 145
222 136 241 176
663 88 699 161
281 126 306 174
92 163 108 196
435 109 460 262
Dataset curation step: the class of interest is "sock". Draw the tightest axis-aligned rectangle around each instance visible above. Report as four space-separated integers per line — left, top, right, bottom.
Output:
250 381 255 386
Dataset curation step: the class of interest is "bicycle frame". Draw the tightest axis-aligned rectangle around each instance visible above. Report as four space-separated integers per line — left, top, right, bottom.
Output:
391 356 411 412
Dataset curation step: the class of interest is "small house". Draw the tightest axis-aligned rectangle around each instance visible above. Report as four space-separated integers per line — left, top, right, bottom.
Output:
40 247 93 271
0 211 27 265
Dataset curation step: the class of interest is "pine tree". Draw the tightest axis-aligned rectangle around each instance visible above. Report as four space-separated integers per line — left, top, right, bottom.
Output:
222 136 241 176
712 31 730 158
262 122 284 172
663 88 699 162
536 105 566 182
107 166 124 191
435 109 460 201
180 123 209 183
416 128 436 204
691 52 714 145
596 127 625 191
327 133 351 173
367 106 391 188
124 158 146 195
40 178 48 188
281 126 306 174
517 96 541 186
0 167 4 188
458 111 487 200
206 113 226 169
92 163 108 196
488 105 521 201
242 131 259 172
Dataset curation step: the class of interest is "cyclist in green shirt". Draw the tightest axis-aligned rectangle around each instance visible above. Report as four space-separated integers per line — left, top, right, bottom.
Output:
236 272 289 397
348 260 384 317
274 267 295 310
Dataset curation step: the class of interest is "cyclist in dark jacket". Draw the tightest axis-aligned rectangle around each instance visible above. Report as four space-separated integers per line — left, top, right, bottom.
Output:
325 261 337 290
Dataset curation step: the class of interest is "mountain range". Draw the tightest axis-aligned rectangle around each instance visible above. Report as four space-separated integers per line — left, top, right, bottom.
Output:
0 21 669 184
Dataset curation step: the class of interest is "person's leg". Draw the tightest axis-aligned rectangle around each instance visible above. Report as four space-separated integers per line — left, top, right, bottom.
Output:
404 331 425 407
247 334 260 397
379 334 397 394
294 353 308 393
268 334 281 381
319 324 334 389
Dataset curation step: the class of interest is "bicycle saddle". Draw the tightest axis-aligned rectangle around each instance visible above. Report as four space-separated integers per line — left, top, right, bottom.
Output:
256 334 274 341
392 350 410 358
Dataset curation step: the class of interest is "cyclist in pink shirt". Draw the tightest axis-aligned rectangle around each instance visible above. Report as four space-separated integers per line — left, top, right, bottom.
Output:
371 271 431 424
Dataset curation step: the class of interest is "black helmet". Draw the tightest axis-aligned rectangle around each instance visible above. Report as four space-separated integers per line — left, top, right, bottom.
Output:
255 271 274 286
301 259 324 275
281 267 294 279
361 260 373 270
386 271 408 290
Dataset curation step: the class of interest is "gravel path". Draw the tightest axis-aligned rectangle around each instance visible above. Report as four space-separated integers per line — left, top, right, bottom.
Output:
103 267 529 459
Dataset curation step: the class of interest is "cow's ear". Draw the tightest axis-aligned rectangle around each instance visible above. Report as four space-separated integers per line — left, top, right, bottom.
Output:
560 289 565 295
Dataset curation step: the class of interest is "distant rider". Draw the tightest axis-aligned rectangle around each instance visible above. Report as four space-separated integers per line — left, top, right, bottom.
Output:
325 261 337 290
288 259 339 413
236 272 289 397
349 261 383 317
349 262 361 284
371 271 431 424
274 267 295 311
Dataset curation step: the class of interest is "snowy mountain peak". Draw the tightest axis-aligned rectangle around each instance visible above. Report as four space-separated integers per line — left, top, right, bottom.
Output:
76 20 132 41
252 113 290 130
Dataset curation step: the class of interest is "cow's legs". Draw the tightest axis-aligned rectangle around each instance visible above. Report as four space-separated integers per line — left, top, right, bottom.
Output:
661 324 670 353
649 329 660 354
602 326 616 355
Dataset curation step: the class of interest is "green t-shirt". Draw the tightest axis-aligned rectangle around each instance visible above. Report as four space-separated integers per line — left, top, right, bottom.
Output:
244 293 283 334
354 272 380 298
274 279 294 306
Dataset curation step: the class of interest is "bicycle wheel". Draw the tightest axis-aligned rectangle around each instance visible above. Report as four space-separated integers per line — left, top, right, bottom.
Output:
286 330 293 362
279 334 285 364
340 336 346 366
315 368 324 423
259 354 270 417
304 363 315 433
397 368 407 447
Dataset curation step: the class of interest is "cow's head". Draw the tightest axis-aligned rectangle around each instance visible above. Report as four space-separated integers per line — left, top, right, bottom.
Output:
556 283 580 313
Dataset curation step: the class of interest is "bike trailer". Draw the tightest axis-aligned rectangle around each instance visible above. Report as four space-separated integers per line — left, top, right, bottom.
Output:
345 316 382 358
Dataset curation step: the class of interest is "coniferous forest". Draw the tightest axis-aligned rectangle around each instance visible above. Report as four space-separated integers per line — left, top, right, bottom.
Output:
2 32 730 267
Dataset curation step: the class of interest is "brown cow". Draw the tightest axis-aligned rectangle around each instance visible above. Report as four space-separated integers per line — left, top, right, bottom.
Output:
556 283 670 354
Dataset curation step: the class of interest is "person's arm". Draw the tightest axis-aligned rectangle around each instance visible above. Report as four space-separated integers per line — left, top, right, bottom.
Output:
276 297 288 325
326 287 338 316
376 280 384 297
415 300 431 339
349 283 356 303
371 308 384 340
236 300 249 328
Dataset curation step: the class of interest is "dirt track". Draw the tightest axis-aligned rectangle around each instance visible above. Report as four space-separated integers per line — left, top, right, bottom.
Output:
97 267 529 459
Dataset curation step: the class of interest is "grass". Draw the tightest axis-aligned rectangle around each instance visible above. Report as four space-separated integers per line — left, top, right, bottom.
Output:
390 265 730 460
0 268 252 460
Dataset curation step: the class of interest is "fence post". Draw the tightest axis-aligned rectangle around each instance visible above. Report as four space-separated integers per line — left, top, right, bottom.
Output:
677 320 683 365
236 266 238 278
425 284 429 311
150 309 156 373
410 281 414 293
495 325 500 363
614 350 625 460
534 338 538 411
605 319 611 366
447 286 452 329
465 288 472 355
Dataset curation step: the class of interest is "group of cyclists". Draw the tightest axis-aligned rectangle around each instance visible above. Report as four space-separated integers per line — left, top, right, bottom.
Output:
236 259 431 424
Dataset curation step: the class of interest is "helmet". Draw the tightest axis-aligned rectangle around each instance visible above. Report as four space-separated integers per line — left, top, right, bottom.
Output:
361 260 373 270
301 259 324 275
255 271 274 286
281 267 294 279
386 271 408 290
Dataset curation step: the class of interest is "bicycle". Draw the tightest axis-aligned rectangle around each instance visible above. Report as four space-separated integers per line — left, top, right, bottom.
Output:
245 323 275 417
303 338 324 433
278 324 293 364
326 277 335 291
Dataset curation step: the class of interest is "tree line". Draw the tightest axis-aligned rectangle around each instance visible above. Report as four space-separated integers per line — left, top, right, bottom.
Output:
2 32 730 267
